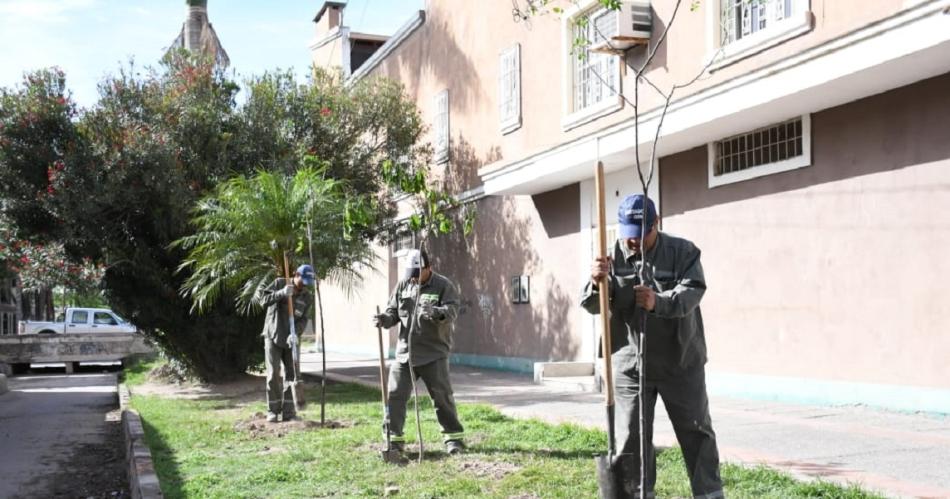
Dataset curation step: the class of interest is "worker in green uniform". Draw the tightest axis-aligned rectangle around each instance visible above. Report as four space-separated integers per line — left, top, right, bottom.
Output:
255 264 314 423
582 194 724 499
373 249 465 455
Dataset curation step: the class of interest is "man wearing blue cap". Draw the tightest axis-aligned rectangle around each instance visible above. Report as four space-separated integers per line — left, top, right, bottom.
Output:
582 194 724 499
255 264 315 423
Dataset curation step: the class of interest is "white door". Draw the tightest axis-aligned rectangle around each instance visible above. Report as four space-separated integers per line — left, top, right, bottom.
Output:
92 311 123 333
66 310 91 333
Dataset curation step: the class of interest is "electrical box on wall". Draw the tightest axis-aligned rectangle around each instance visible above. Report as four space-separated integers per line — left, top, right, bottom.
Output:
511 275 530 304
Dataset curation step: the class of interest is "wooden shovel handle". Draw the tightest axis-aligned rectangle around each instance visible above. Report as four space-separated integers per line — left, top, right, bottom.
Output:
376 306 389 404
282 252 296 332
595 162 614 407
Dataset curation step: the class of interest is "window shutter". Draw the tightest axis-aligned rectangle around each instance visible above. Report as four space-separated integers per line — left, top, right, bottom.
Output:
499 43 521 133
434 89 449 163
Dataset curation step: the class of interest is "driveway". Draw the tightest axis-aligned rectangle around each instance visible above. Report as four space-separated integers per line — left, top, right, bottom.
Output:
0 373 128 499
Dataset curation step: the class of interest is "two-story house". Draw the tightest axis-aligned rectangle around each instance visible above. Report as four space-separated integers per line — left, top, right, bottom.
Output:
311 0 950 413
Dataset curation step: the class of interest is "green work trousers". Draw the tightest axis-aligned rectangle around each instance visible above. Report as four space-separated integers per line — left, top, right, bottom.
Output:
387 358 465 443
264 337 296 417
614 362 724 499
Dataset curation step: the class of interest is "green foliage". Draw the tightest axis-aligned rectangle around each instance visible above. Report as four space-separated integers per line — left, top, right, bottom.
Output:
0 54 454 380
174 165 372 314
0 67 81 239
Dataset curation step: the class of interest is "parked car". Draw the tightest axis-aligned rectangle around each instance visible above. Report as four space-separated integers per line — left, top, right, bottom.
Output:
18 307 137 335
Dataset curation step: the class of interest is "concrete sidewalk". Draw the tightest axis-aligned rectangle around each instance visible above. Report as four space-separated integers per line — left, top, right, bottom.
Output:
301 351 950 499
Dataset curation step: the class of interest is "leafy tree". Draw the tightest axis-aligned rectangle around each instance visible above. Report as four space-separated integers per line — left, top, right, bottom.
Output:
0 53 456 379
174 163 372 314
0 68 82 240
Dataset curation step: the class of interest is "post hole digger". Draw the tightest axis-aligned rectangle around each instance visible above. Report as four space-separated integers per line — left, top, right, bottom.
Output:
376 305 403 464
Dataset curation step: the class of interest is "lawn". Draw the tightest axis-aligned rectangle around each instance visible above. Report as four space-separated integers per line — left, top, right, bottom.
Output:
126 363 885 498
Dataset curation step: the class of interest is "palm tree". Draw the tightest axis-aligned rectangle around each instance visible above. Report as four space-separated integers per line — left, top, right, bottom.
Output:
173 165 374 418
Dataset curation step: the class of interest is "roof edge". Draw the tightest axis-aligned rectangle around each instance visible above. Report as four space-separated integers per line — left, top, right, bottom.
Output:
347 10 426 84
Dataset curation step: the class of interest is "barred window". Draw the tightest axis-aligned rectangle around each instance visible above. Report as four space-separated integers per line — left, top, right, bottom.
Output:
393 230 416 254
721 0 796 45
708 115 811 187
714 118 802 176
572 8 619 113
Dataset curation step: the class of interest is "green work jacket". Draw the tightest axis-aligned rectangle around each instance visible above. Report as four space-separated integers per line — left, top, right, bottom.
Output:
379 272 460 366
581 232 709 380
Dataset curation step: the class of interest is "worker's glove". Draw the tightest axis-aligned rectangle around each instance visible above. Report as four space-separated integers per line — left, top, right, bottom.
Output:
287 331 299 350
282 284 295 297
418 302 445 322
372 313 389 329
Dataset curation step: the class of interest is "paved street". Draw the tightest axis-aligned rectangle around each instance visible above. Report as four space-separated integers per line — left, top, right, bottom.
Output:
0 373 127 499
303 351 950 499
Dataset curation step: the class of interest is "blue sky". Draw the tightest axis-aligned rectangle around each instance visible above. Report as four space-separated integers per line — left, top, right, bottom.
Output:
0 0 424 107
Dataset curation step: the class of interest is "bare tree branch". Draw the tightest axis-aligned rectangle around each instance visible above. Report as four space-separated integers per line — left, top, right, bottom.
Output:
637 0 684 76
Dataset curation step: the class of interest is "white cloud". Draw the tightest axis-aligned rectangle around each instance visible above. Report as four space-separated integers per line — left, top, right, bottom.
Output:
0 0 99 24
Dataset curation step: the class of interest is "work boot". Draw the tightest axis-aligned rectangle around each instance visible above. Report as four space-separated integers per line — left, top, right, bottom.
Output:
445 440 465 455
389 441 405 453
282 413 298 422
265 412 278 423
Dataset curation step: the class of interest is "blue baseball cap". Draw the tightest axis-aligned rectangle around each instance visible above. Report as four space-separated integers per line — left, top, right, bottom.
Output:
296 264 315 286
617 194 657 239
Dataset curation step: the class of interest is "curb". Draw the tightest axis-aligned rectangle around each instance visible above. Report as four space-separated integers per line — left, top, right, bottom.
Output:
119 384 164 499
301 370 379 390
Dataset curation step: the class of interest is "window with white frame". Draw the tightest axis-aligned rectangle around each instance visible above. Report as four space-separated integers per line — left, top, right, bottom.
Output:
710 0 812 66
707 115 811 187
434 89 449 164
498 44 522 133
393 228 418 255
567 6 620 121
722 0 795 44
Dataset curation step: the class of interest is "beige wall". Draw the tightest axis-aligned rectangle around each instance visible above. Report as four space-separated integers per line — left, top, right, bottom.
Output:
310 34 345 74
310 0 946 374
363 0 907 178
428 187 584 361
659 72 950 389
314 245 396 357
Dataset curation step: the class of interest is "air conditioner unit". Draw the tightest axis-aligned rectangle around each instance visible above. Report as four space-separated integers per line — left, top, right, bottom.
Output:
589 1 652 54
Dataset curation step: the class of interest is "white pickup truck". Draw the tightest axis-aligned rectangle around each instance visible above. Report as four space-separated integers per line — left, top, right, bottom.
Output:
18 307 137 335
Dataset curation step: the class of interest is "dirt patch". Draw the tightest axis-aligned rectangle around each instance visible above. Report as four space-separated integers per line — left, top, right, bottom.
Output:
38 419 129 499
458 458 521 480
132 372 264 405
233 413 351 438
146 362 189 384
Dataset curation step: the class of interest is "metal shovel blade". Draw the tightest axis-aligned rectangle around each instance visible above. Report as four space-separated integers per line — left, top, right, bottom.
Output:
380 447 402 464
596 454 639 499
596 453 623 499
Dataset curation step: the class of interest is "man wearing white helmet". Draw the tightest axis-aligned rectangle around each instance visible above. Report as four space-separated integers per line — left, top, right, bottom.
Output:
373 249 465 455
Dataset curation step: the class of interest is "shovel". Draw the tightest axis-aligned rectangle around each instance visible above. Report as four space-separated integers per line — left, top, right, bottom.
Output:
376 305 402 463
593 161 628 498
282 251 303 412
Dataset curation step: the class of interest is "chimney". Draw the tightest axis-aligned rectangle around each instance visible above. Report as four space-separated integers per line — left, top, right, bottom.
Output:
167 0 230 67
314 1 346 37
184 0 209 52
